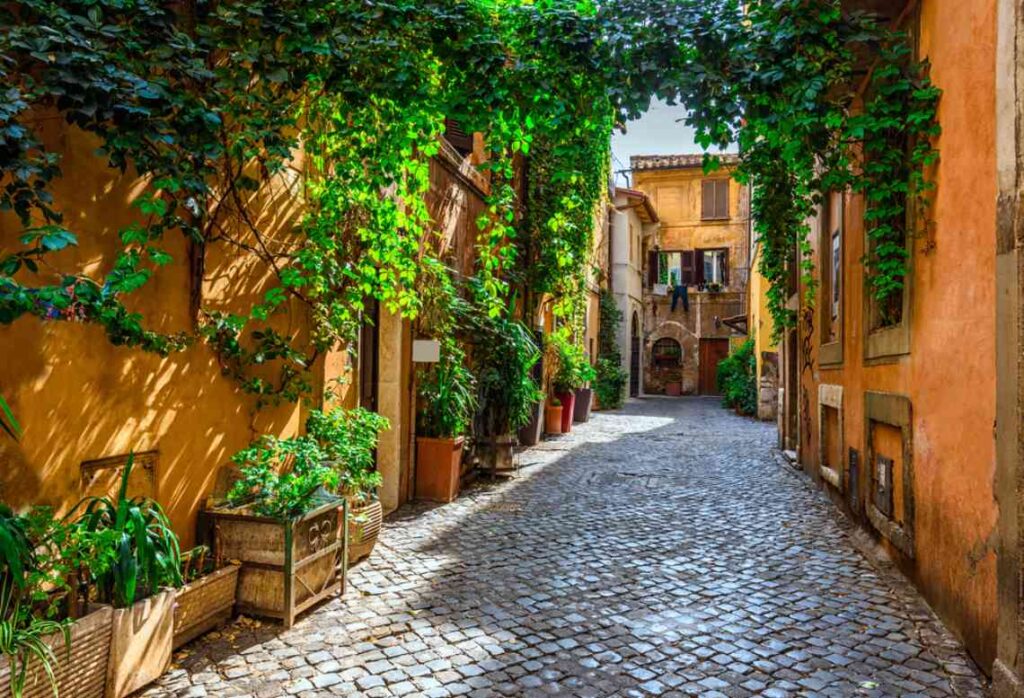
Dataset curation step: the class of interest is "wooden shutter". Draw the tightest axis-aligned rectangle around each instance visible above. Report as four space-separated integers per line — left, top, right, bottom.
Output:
443 118 473 156
720 248 729 286
701 181 715 220
715 180 729 219
647 250 659 288
681 251 696 286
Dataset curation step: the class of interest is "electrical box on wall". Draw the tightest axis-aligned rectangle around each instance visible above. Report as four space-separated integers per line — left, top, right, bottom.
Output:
874 454 894 519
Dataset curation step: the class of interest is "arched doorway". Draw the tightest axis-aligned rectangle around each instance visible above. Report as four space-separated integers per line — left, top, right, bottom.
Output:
630 312 641 397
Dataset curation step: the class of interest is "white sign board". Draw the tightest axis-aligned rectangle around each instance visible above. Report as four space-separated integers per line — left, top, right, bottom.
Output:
412 339 441 363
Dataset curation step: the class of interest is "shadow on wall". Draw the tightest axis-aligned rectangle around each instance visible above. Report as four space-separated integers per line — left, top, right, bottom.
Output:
0 123 313 547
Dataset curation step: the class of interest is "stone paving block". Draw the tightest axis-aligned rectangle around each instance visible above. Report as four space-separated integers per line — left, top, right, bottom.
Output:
144 400 987 698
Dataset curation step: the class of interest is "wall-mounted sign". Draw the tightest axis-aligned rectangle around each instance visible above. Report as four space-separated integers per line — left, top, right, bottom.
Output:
412 339 441 363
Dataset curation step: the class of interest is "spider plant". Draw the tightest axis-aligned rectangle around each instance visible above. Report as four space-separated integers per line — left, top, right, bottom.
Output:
0 506 68 698
71 456 183 608
417 347 477 440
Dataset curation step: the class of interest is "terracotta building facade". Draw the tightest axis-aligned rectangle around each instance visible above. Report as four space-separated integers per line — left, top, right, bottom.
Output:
630 155 750 396
777 0 1004 675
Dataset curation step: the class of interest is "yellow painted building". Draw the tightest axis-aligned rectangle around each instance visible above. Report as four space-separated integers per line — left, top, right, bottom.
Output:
630 154 750 396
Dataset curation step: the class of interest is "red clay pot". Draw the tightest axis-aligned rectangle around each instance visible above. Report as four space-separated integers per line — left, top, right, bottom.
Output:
415 436 464 502
555 391 576 433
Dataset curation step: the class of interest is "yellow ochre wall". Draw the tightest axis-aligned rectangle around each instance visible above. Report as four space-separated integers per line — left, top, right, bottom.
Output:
798 0 998 670
0 123 357 548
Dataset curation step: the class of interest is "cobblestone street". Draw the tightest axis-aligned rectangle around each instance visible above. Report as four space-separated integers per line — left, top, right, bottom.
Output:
146 398 987 698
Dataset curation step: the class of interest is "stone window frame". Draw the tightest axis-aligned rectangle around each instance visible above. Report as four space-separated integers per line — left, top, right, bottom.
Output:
817 384 844 489
864 391 915 559
818 193 844 366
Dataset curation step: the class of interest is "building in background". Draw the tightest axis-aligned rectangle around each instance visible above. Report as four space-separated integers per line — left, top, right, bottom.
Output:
747 231 779 422
609 188 659 398
630 154 750 396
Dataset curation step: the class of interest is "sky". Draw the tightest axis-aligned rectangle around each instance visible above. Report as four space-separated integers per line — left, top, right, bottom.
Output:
610 99 731 187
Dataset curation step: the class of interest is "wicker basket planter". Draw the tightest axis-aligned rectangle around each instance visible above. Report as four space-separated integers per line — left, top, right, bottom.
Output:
206 497 348 628
106 589 175 698
347 500 383 565
0 605 112 698
172 563 240 650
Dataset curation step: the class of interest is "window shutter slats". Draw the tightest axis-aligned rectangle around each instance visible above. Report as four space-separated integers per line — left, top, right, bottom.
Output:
702 181 715 220
681 250 696 286
716 180 729 219
647 250 659 288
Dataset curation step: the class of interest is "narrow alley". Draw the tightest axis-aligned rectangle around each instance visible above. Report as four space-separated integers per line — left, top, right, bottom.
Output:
145 399 986 698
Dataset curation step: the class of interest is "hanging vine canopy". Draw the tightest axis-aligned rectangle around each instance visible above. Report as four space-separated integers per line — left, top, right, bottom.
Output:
0 0 938 397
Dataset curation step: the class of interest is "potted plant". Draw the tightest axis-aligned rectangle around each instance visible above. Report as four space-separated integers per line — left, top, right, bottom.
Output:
207 429 348 628
573 361 598 424
544 397 564 435
550 331 588 434
307 406 389 565
0 504 115 698
71 458 183 698
517 394 545 447
171 547 239 651
416 348 476 502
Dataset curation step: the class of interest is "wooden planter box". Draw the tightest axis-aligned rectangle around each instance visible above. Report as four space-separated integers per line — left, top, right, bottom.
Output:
172 563 240 650
107 589 174 698
0 605 112 698
347 500 383 565
207 498 348 628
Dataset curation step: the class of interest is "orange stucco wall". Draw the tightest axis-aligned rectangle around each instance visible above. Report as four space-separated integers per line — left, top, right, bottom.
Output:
0 122 355 548
798 0 998 669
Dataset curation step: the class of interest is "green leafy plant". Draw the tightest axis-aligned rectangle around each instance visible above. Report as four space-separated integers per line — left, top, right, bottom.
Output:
307 407 389 505
417 350 477 440
549 329 590 394
717 339 757 417
0 396 20 440
226 434 337 521
1 506 69 698
72 457 183 608
594 290 626 409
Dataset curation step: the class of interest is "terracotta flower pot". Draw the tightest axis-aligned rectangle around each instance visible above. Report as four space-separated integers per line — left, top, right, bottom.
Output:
544 404 564 435
555 391 576 433
573 388 593 423
415 436 465 503
666 381 682 396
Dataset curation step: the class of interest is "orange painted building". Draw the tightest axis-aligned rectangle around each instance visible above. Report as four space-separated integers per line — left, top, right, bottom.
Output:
786 0 1000 671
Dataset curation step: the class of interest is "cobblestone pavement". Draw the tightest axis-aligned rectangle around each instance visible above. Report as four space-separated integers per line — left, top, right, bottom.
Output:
145 398 988 698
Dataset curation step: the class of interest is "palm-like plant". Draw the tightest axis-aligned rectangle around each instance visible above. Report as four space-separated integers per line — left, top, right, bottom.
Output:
0 506 67 698
72 456 182 608
417 348 477 440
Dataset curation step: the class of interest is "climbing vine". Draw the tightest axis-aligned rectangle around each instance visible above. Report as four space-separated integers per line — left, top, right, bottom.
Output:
0 0 940 405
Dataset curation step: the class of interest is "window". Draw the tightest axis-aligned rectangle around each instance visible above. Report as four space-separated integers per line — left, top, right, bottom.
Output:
701 179 730 220
819 192 844 365
657 249 726 288
443 118 473 157
652 338 682 368
702 249 727 286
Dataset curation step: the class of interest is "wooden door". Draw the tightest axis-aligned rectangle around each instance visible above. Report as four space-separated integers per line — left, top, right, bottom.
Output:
699 338 730 395
359 299 380 412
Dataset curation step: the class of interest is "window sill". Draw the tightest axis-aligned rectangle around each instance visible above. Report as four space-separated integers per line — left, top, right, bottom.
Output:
864 322 910 363
819 340 843 367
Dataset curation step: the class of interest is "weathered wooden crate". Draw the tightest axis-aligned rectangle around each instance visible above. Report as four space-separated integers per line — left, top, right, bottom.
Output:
207 498 348 628
0 605 112 698
172 563 240 649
